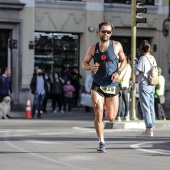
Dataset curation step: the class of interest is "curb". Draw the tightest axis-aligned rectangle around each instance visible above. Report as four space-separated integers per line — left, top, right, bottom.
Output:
104 121 145 129
104 120 170 130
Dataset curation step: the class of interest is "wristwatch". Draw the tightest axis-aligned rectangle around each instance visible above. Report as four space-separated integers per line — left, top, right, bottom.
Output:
117 70 121 75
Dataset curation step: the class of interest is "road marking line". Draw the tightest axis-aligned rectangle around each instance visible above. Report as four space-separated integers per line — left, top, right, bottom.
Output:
37 132 70 135
130 141 170 155
4 131 91 170
1 132 72 138
23 140 62 144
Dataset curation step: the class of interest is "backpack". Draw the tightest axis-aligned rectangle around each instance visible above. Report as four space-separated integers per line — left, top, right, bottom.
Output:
145 56 159 85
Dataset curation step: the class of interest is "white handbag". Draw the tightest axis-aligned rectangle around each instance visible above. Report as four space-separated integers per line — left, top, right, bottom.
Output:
80 93 92 107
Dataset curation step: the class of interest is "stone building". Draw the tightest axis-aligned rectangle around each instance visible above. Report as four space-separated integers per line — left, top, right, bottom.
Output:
0 0 170 109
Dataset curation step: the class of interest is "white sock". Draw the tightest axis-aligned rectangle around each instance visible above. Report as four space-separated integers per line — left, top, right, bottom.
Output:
99 137 105 143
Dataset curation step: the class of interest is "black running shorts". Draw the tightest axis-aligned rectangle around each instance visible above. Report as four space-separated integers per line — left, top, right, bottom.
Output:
91 81 120 98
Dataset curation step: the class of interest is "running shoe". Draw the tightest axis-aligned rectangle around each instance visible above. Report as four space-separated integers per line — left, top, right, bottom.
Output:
137 131 153 137
122 116 130 121
116 116 121 122
53 110 57 113
97 142 106 153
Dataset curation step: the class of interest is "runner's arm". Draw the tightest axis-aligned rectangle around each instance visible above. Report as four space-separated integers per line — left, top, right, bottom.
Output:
82 45 99 73
117 43 127 72
111 42 127 82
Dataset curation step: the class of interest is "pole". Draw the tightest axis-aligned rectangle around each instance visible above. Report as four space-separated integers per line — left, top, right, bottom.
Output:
131 0 137 120
8 39 11 69
51 35 54 75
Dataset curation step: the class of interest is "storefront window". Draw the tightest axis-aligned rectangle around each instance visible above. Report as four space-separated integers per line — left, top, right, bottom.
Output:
104 0 155 5
34 32 79 75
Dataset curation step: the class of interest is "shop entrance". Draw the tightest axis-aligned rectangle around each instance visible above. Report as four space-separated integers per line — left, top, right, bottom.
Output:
0 29 11 74
34 32 80 76
111 36 152 58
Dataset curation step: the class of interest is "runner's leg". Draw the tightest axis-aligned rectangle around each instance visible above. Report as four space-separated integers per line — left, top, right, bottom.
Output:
105 94 119 122
91 90 105 139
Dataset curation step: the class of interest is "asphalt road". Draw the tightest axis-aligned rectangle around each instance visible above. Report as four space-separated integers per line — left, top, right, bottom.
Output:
0 110 170 170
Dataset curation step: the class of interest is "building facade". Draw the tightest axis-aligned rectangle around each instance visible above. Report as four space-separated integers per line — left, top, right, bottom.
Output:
0 0 170 109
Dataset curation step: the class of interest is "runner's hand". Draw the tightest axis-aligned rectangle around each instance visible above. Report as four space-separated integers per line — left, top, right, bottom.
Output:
111 72 120 82
92 62 100 74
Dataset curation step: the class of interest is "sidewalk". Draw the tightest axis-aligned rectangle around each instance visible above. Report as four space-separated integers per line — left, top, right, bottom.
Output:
8 107 94 120
7 107 170 130
105 108 170 130
104 119 170 130
164 108 170 119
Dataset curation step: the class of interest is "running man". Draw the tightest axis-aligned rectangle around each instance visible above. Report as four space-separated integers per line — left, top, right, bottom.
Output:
82 21 127 152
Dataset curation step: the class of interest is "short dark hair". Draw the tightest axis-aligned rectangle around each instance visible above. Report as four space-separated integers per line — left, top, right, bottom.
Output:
140 40 152 54
98 21 114 31
157 67 162 73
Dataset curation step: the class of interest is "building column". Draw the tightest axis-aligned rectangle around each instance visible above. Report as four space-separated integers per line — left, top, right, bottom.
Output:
80 0 104 79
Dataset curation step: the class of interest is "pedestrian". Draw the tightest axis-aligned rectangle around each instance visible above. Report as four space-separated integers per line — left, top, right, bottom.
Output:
82 21 127 152
154 67 166 120
41 72 51 113
30 69 48 118
0 68 12 118
58 66 70 110
134 40 157 137
50 72 64 113
58 66 70 84
70 66 82 107
63 80 75 112
84 72 94 112
117 54 132 121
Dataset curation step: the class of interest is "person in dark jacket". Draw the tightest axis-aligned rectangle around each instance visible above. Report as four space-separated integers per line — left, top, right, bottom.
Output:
0 68 12 118
70 67 82 107
30 69 48 118
0 68 12 102
50 72 64 113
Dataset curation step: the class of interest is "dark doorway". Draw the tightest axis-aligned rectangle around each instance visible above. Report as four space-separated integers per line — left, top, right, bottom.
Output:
111 36 131 56
0 29 11 74
111 36 152 59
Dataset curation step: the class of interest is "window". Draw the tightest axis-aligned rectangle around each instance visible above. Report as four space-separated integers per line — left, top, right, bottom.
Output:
105 0 130 4
104 0 155 5
34 32 79 75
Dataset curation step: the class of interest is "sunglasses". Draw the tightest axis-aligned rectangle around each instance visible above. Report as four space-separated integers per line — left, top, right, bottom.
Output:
100 30 112 34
